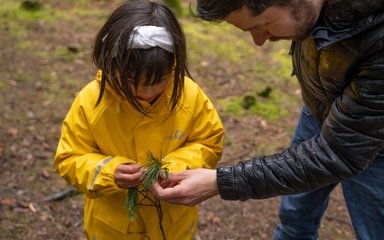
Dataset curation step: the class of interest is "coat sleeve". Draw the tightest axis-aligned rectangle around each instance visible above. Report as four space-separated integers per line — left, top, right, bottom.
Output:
217 37 384 201
163 88 224 172
54 93 134 198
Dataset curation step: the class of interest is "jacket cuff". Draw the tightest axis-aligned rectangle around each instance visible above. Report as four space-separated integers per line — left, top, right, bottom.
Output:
217 166 238 200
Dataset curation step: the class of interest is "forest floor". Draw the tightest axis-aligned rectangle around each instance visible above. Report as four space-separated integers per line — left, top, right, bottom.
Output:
0 0 354 239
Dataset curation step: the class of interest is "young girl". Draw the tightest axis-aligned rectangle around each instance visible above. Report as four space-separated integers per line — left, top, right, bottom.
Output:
54 1 223 239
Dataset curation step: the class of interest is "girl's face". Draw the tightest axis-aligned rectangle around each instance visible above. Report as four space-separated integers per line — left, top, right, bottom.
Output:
131 75 170 104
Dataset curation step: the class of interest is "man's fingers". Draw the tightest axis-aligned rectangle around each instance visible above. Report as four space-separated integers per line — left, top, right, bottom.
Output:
151 182 197 206
163 171 188 181
152 181 186 199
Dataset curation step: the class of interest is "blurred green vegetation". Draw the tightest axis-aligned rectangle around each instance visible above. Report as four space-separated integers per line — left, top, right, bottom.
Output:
0 0 299 124
164 0 183 15
0 0 299 121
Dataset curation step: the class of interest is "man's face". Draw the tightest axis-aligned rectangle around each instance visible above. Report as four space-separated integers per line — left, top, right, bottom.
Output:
225 3 319 46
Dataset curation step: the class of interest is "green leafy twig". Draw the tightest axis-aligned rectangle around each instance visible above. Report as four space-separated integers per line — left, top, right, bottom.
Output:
141 151 169 190
125 151 169 221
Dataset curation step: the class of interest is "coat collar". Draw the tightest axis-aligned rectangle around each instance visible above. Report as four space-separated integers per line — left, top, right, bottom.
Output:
310 0 384 49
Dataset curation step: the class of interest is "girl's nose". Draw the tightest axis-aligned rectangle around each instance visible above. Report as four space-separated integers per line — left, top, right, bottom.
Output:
136 86 157 102
137 92 155 102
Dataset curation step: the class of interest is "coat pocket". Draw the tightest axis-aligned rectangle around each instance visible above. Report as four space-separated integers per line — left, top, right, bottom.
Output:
93 198 130 234
162 202 196 223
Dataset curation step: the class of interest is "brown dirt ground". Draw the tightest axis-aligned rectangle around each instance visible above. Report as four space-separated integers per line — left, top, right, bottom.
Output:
0 0 354 239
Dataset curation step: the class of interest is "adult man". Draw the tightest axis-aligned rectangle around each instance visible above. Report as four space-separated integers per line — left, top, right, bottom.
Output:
151 0 384 239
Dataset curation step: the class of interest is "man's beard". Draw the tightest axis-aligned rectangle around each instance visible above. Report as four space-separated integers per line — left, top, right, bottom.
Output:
292 0 319 40
270 0 319 42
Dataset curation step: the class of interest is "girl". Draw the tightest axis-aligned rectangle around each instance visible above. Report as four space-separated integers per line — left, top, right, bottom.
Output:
54 1 224 239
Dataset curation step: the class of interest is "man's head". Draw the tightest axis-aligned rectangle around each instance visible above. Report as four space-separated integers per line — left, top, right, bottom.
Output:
196 0 324 46
196 0 291 21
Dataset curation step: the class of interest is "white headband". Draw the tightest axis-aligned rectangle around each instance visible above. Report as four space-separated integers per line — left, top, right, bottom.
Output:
128 26 174 53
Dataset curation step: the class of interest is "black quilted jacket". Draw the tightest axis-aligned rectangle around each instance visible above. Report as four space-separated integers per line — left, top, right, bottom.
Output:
217 0 384 200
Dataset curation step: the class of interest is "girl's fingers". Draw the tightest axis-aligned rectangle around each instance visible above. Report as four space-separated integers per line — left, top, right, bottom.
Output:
119 164 143 174
116 179 142 189
115 164 145 189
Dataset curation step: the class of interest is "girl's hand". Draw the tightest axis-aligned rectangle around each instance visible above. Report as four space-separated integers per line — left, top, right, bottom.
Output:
115 163 144 189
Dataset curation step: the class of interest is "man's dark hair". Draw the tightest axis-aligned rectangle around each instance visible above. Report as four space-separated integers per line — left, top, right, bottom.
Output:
195 0 293 22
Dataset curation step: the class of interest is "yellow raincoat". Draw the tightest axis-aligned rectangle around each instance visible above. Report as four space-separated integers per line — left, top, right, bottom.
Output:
54 71 224 240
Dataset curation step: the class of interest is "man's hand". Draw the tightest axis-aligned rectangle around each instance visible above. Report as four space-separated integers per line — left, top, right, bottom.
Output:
115 163 144 189
150 168 219 206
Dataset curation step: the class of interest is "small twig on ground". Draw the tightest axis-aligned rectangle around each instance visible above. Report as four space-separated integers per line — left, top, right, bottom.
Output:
43 186 79 202
324 215 352 225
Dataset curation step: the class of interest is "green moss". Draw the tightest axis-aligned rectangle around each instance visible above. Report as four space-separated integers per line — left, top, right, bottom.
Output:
15 40 34 50
35 47 78 62
20 1 44 11
219 97 243 115
164 0 183 16
271 44 294 79
68 6 110 18
219 93 289 121
0 1 53 40
1 2 53 22
183 19 251 64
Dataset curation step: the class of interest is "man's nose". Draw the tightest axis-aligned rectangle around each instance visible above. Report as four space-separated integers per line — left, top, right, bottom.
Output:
250 30 272 46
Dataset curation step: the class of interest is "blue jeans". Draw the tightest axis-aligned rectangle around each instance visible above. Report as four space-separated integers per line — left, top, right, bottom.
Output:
274 106 384 240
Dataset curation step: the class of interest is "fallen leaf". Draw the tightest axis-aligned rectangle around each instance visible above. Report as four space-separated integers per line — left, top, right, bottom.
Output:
1 197 14 206
42 142 51 150
200 61 209 67
29 203 37 212
7 127 18 137
8 80 17 86
39 213 49 222
260 120 268 129
205 211 221 224
42 169 50 179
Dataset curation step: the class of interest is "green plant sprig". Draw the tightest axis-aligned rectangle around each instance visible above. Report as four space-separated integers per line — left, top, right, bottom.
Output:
126 187 139 221
141 151 169 190
125 151 170 222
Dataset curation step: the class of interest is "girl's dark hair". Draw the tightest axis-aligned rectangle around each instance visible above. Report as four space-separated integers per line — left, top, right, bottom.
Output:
194 0 293 22
93 0 189 116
